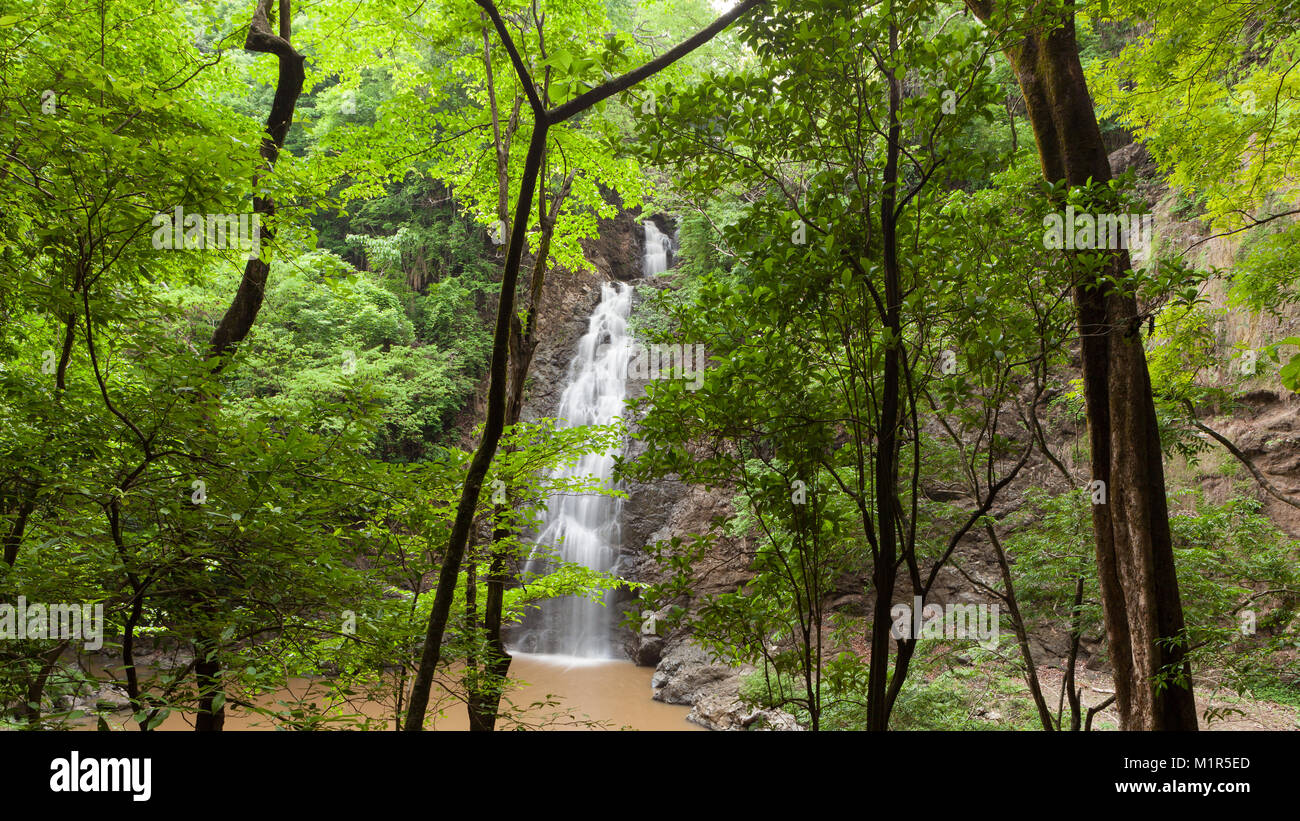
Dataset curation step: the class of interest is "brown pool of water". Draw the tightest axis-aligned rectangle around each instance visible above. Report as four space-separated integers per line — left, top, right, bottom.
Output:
77 653 702 731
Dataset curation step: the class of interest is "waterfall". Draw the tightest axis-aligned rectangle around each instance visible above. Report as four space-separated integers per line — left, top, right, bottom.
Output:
516 222 672 660
643 220 673 277
520 280 634 659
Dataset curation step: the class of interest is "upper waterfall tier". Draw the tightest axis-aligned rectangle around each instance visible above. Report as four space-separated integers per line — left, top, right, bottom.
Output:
644 221 673 277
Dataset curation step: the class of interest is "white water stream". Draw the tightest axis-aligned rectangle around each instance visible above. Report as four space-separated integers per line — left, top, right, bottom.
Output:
521 281 633 657
518 221 674 659
644 220 673 277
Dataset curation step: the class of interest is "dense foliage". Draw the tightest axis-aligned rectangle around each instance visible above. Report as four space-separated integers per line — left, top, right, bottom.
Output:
0 0 1296 732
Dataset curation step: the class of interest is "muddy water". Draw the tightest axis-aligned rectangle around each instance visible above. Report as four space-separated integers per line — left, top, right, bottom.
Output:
79 653 701 731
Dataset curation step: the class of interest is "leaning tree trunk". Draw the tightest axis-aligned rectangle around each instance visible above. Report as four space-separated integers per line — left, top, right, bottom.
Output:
468 169 575 731
964 0 1196 730
208 0 305 365
191 0 304 732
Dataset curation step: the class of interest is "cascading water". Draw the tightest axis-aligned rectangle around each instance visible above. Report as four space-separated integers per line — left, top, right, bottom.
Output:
520 281 633 659
516 221 675 660
644 220 674 277
517 222 671 660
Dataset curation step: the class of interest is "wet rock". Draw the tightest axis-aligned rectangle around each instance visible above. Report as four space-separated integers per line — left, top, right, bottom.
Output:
651 640 738 706
688 690 803 731
581 204 648 282
1108 141 1153 177
622 605 669 666
71 682 132 712
627 634 665 667
648 638 804 730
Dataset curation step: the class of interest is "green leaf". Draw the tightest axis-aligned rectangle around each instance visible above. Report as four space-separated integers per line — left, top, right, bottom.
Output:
146 709 170 730
1279 355 1300 391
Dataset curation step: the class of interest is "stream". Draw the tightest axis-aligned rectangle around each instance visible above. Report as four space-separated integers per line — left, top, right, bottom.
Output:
76 653 699 731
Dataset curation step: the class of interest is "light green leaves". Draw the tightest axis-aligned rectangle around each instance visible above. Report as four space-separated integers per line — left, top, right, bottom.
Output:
1274 337 1300 391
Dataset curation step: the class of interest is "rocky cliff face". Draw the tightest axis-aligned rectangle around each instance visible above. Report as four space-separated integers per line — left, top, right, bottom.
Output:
446 206 652 447
1114 141 1300 539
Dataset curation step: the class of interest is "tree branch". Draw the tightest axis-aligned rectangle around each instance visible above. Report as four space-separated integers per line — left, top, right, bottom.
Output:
1182 399 1300 510
547 0 765 124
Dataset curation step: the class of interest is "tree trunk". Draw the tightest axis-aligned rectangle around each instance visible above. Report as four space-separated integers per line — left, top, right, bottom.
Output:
208 0 305 365
13 642 67 726
193 653 226 732
404 121 550 731
987 524 1056 731
468 529 512 731
191 0 304 732
963 0 1197 730
466 169 574 730
866 21 903 733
